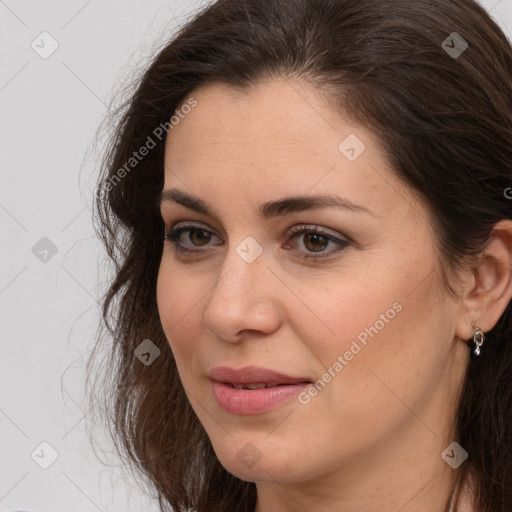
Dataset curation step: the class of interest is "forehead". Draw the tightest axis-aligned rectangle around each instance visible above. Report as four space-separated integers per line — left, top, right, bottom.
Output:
162 79 420 224
167 79 357 156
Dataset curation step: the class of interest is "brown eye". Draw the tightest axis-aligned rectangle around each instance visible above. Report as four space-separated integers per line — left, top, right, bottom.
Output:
302 233 330 252
188 229 212 247
164 222 350 261
285 225 351 260
165 226 221 250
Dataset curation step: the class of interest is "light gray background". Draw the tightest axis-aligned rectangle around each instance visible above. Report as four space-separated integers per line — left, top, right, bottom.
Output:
0 1 511 511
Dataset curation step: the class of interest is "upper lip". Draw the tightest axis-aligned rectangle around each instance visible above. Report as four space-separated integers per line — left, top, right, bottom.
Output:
208 365 312 386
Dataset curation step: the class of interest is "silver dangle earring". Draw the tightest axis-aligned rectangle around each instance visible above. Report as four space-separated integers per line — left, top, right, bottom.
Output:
472 326 485 356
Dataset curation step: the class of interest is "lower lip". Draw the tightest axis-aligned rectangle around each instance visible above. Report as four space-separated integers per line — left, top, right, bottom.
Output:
211 380 310 415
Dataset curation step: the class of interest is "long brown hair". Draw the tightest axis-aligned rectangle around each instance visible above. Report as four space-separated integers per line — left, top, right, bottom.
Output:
87 1 512 511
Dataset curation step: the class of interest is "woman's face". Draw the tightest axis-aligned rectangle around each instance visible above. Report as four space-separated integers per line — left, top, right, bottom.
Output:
157 79 469 487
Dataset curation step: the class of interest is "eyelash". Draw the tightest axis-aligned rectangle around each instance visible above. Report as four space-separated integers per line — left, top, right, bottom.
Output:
163 222 350 261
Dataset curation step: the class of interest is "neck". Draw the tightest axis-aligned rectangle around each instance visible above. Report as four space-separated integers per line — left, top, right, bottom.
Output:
253 431 463 512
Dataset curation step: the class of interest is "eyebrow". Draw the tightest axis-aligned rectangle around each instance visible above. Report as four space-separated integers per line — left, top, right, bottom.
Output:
158 188 378 219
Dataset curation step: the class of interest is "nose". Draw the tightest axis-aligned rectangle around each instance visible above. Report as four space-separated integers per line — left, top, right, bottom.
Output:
202 245 282 342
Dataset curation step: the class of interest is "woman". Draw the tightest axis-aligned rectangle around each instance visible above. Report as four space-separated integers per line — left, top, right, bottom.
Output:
88 0 512 511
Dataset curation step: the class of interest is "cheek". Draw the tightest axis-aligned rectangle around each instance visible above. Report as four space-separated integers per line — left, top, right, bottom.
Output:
306 267 451 423
156 263 204 368
295 271 405 363
300 254 446 393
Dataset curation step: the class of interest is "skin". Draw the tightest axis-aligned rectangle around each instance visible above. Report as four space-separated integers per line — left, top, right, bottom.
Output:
156 78 512 512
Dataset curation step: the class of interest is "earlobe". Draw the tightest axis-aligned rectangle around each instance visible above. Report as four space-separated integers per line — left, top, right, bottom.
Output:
455 220 512 342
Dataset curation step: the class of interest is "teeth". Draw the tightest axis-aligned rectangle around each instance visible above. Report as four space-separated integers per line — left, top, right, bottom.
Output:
232 383 271 390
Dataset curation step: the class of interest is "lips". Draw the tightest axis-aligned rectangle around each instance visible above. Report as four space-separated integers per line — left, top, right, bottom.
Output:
208 365 311 387
208 366 312 415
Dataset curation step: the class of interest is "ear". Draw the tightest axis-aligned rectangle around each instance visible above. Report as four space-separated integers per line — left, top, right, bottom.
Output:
455 220 512 341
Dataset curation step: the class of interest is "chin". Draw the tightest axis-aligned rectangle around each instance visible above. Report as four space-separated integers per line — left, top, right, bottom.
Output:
213 439 303 483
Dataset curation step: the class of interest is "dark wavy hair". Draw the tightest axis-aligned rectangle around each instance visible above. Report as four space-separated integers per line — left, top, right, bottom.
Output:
87 0 512 511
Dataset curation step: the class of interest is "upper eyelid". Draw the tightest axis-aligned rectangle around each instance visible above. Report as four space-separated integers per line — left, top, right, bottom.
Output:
169 221 222 239
165 221 352 263
166 222 351 254
166 220 344 239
